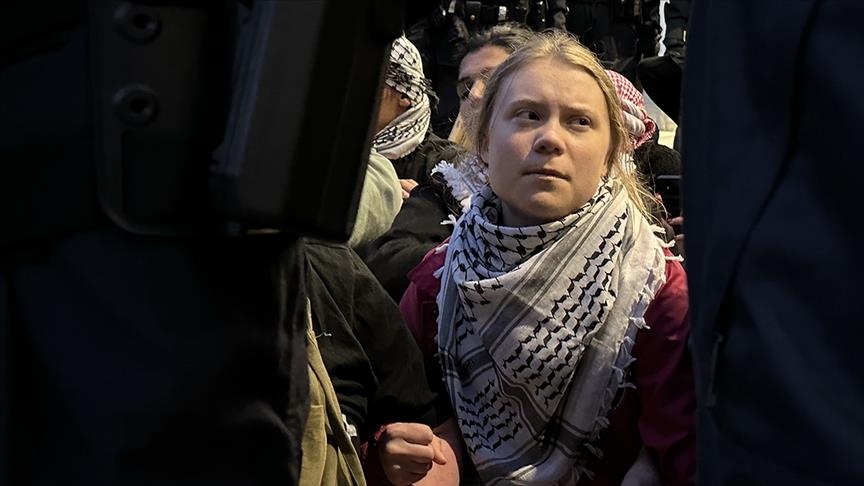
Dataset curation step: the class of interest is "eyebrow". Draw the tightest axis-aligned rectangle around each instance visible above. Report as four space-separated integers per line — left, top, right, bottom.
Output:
505 98 602 118
457 67 496 86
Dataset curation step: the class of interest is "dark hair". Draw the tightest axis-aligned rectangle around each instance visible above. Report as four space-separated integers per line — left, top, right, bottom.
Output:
462 22 534 61
634 143 682 190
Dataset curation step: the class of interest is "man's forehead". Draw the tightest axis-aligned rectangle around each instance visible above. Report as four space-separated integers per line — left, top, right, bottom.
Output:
459 46 509 79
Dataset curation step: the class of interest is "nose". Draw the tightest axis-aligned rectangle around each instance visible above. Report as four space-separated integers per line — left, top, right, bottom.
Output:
532 120 565 155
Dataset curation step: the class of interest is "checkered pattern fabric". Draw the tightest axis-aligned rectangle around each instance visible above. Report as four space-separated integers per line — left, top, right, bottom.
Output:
436 180 668 484
607 70 658 149
385 36 431 105
373 36 432 160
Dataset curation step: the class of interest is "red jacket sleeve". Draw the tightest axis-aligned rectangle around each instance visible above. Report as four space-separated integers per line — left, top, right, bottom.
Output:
399 246 447 363
632 254 697 485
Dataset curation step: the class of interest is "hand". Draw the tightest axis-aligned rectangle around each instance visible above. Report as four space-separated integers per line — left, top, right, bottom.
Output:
668 216 684 243
400 179 418 199
377 422 447 486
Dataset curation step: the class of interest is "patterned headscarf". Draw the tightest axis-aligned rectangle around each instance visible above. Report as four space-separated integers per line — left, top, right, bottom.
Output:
373 36 434 160
384 35 434 106
606 70 657 149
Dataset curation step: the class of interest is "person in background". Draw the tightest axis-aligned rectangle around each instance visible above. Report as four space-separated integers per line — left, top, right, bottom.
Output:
351 34 469 250
638 0 689 125
373 35 463 199
449 23 535 150
400 30 695 485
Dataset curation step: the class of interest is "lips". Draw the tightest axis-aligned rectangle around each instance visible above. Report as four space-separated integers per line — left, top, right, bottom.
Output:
525 167 568 180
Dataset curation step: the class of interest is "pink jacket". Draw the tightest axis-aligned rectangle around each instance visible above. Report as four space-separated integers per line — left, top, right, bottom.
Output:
399 245 696 486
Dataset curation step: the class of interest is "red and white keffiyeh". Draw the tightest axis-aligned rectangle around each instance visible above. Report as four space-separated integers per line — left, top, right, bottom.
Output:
606 70 657 150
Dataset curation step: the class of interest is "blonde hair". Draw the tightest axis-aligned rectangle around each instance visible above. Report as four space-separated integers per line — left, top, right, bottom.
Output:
471 30 659 222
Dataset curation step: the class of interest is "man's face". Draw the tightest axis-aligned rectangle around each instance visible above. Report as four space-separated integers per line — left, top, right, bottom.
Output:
456 45 510 122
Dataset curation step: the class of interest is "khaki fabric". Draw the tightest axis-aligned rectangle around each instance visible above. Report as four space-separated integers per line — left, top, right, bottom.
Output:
299 299 367 486
347 150 402 249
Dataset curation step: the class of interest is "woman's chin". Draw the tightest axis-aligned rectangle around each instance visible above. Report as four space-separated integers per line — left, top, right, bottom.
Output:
501 201 574 227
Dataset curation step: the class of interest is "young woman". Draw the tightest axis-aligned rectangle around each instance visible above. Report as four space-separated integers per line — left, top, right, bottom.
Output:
396 31 696 485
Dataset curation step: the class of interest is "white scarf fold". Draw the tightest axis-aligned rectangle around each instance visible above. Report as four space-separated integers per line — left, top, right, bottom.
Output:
431 154 488 214
436 180 667 485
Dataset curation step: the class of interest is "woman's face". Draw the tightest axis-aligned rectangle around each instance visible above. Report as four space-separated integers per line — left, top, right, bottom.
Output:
481 58 612 227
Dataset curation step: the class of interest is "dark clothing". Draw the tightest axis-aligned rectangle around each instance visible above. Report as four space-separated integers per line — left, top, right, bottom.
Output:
566 0 662 85
1 10 311 483
635 141 682 183
304 240 445 486
363 173 458 302
638 0 689 123
659 0 688 57
3 230 309 486
636 142 683 219
390 132 464 186
638 55 682 123
2 2 386 484
303 240 440 440
682 1 864 484
450 1 568 34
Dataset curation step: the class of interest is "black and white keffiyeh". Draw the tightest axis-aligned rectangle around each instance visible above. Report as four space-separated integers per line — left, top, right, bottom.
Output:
373 35 433 160
436 180 667 485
